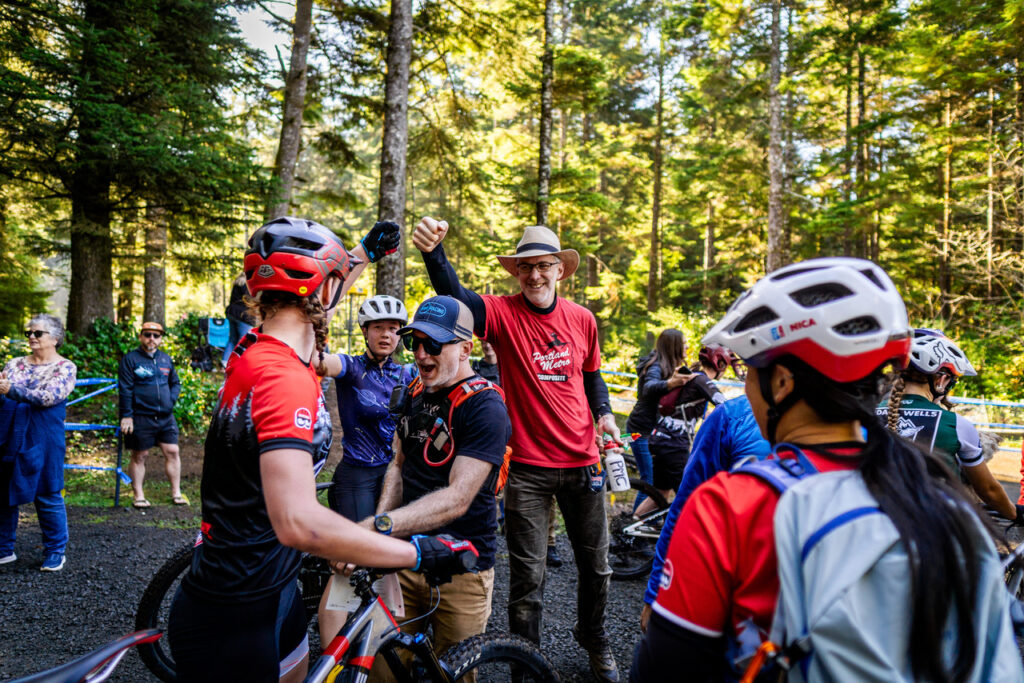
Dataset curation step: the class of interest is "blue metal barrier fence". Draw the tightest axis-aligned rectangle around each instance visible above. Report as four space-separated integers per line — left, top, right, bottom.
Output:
64 378 128 508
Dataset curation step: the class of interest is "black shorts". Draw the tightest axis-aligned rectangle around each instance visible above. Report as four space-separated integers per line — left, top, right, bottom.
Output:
328 460 388 522
124 413 178 451
651 447 688 492
168 581 306 682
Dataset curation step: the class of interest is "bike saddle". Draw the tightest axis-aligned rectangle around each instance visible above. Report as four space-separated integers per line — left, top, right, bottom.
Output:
9 629 162 683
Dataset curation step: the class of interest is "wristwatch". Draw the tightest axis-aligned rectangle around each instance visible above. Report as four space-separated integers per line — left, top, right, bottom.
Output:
374 513 394 536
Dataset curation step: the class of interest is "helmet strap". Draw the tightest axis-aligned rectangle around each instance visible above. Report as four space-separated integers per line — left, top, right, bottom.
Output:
927 373 955 401
759 363 803 444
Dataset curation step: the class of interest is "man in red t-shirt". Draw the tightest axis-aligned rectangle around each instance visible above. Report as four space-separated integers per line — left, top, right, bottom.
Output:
413 218 622 682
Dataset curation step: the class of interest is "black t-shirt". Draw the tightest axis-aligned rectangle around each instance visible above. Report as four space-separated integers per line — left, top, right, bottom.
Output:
184 331 333 602
399 376 511 571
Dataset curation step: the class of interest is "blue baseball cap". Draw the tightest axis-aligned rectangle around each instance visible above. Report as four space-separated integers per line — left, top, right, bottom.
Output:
398 296 474 343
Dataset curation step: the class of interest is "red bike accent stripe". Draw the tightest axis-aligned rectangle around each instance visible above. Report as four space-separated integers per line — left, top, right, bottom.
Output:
322 635 350 659
349 655 375 670
379 597 399 627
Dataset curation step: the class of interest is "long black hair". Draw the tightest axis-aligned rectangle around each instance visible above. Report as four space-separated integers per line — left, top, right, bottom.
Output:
775 355 988 683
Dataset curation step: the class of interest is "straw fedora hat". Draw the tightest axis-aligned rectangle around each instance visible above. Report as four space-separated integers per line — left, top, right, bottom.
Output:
496 226 580 280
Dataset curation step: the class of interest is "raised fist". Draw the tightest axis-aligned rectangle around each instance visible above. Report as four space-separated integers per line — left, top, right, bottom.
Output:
412 216 449 253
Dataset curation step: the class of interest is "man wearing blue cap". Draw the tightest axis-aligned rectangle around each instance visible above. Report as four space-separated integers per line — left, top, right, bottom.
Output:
355 296 511 678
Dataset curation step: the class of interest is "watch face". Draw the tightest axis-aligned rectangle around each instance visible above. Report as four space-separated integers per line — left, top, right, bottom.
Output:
374 514 393 534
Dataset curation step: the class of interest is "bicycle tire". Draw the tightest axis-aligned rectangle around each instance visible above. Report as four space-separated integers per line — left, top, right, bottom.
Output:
135 542 194 682
440 633 560 682
608 479 669 581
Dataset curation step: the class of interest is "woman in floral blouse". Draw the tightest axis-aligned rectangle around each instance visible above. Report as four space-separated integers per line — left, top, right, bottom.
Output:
0 314 77 572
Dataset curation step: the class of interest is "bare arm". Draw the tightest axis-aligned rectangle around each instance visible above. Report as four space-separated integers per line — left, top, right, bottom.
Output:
963 462 1018 520
379 455 494 538
375 436 406 515
261 448 417 567
321 353 343 378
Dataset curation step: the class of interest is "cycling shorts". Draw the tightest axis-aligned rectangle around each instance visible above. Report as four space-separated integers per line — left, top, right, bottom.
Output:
168 580 307 682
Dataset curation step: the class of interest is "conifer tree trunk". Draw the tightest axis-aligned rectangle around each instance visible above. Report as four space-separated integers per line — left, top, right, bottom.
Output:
67 0 115 336
143 203 168 327
648 48 664 313
987 88 994 298
375 0 412 299
536 0 555 226
766 0 784 273
941 99 952 318
856 50 867 258
117 227 136 322
266 0 313 221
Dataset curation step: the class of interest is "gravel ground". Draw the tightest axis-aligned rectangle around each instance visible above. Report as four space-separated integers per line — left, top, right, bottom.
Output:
0 505 646 681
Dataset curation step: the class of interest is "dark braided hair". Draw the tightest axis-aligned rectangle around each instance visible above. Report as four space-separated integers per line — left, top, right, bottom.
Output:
885 374 907 433
776 355 989 683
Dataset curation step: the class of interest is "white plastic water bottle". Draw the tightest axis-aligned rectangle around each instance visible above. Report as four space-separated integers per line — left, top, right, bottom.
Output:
604 450 630 492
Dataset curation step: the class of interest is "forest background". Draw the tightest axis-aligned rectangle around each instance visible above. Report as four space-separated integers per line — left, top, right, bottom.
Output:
2 0 1024 402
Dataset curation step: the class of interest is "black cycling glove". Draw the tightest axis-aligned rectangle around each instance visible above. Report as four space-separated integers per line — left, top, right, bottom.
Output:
411 534 478 585
361 221 401 263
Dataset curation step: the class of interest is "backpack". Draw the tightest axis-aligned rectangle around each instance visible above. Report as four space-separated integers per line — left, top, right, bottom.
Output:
393 375 513 496
735 447 1021 683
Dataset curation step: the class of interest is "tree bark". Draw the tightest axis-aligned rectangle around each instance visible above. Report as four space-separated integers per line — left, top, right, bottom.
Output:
987 87 994 298
265 0 314 221
375 0 413 299
940 99 952 318
766 0 784 273
647 47 664 314
856 49 867 258
143 203 168 327
66 0 116 336
536 0 555 226
117 227 136 323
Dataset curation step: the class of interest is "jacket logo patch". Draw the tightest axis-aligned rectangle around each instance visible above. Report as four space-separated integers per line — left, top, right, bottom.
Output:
135 366 155 378
294 407 313 429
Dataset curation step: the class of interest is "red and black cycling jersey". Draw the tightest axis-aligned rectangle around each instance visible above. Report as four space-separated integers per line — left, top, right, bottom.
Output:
183 330 332 602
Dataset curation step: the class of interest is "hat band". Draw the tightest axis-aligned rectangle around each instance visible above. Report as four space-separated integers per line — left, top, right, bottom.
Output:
515 242 559 255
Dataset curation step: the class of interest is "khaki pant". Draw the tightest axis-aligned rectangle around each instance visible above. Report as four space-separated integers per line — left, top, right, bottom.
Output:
370 567 494 682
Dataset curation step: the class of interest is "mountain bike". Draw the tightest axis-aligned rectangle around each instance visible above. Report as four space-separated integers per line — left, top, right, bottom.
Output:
306 567 558 682
136 482 336 681
607 478 669 580
8 629 162 683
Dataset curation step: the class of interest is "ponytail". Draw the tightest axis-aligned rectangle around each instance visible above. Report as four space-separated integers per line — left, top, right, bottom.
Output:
244 289 330 375
886 375 906 434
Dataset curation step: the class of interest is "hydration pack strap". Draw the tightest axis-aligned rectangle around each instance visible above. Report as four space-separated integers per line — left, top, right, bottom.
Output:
733 442 819 495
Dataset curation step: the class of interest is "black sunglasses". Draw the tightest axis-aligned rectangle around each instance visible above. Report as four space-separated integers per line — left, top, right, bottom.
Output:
142 331 163 339
402 335 458 356
24 330 48 339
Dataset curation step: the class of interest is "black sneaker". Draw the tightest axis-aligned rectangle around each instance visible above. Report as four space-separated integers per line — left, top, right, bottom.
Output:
572 623 619 682
546 545 563 568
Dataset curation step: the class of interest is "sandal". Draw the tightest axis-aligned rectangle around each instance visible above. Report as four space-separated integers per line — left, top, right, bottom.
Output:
172 494 190 506
132 498 152 509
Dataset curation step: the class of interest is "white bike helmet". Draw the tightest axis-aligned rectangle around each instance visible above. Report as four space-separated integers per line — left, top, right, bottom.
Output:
703 257 911 383
908 330 976 377
357 295 408 326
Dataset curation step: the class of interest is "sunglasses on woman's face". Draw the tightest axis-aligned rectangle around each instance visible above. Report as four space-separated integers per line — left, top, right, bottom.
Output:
24 330 48 339
402 335 456 356
142 331 163 339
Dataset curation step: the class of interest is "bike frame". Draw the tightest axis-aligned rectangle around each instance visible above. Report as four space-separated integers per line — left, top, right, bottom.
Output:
305 569 455 683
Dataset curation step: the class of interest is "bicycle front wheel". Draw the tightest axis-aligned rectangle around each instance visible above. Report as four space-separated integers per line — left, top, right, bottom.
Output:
135 542 194 682
440 633 559 681
608 479 668 580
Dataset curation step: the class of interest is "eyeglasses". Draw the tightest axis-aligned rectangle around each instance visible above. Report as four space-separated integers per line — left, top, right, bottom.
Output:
402 335 458 356
24 330 48 339
515 261 560 275
142 331 163 339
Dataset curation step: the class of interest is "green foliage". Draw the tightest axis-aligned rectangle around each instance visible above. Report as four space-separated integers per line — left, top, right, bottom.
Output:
61 319 139 379
172 366 221 433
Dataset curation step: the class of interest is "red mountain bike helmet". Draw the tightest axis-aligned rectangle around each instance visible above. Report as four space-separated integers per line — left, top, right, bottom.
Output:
698 344 734 372
244 217 360 299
